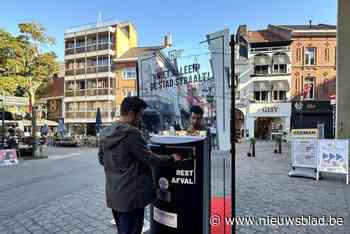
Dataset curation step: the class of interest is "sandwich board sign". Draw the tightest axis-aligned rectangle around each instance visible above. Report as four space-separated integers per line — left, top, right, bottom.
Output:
289 129 318 179
317 140 349 184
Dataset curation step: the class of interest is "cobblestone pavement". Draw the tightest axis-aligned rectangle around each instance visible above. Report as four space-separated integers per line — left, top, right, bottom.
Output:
0 142 349 233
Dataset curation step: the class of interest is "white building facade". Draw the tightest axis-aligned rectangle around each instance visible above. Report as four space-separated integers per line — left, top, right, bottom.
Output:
236 25 293 140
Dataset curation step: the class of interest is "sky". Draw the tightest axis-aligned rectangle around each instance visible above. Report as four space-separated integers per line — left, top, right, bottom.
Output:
0 0 337 61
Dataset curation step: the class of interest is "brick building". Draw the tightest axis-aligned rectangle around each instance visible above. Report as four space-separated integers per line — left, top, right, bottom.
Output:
270 24 336 138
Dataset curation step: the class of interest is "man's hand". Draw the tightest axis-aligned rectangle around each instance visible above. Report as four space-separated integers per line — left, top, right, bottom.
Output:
171 153 182 161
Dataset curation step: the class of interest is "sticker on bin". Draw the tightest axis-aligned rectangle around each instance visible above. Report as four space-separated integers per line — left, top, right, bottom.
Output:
153 206 178 228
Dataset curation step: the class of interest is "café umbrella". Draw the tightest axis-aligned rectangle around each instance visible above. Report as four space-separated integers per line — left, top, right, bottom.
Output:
95 108 102 135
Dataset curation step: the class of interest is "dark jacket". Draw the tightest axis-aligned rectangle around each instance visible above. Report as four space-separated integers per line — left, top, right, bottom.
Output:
98 121 174 212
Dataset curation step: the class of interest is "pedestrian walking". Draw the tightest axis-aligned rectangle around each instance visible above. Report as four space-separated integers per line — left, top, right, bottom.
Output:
98 97 181 234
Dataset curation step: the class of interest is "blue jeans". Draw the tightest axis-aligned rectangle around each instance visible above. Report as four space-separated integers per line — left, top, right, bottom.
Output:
112 208 144 234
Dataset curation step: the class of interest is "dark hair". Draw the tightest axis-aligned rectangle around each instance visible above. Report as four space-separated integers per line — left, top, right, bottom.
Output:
120 97 147 116
190 105 204 116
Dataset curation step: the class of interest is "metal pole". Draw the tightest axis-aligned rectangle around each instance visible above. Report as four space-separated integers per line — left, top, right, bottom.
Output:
1 92 5 147
230 34 236 234
136 62 140 97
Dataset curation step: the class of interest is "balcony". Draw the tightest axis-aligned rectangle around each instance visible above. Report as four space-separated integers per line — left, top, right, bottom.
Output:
98 66 109 73
65 69 75 76
65 48 75 55
75 68 85 75
65 89 114 97
87 66 97 74
65 111 113 120
64 43 115 55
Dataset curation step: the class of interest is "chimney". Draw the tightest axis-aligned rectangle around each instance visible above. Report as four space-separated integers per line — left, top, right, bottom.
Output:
164 33 172 48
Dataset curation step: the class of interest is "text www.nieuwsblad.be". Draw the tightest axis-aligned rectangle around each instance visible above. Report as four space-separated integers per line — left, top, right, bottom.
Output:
209 214 345 226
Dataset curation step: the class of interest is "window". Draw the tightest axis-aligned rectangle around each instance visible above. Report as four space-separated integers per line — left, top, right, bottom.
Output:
77 80 86 90
254 65 269 75
87 58 97 67
66 81 75 90
273 91 287 101
65 102 75 112
305 48 316 65
123 67 137 79
124 89 137 97
87 80 96 89
304 77 315 100
273 64 287 74
77 102 86 112
97 78 108 88
98 57 109 66
296 48 302 62
325 48 330 62
254 91 269 102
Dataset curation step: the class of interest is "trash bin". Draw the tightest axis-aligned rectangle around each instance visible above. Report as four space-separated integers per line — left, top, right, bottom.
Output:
149 135 211 234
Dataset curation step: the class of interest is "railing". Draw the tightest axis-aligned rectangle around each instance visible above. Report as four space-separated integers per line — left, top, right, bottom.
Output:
86 44 97 52
251 46 290 54
87 66 97 74
75 68 85 75
98 88 109 95
65 19 118 34
98 65 109 72
65 48 75 55
65 89 114 97
65 91 75 97
75 90 86 96
64 43 115 55
65 70 75 76
65 111 113 119
75 47 85 53
87 89 97 96
98 43 109 50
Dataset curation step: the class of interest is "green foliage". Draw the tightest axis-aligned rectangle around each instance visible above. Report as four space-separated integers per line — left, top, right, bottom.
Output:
0 22 59 102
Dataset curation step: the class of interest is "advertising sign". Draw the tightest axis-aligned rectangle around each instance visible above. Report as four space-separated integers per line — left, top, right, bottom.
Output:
317 140 349 184
291 138 317 168
0 150 18 167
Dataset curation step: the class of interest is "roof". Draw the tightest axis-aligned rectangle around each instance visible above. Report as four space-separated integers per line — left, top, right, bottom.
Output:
247 30 289 43
278 24 336 30
116 46 165 61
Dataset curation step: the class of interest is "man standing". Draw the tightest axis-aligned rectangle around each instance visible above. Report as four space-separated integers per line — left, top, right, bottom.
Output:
98 97 180 234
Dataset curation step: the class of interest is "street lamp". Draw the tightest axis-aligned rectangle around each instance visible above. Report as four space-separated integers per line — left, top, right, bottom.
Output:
0 95 5 148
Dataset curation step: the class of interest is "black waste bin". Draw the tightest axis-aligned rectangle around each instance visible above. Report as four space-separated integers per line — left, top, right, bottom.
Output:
149 135 211 234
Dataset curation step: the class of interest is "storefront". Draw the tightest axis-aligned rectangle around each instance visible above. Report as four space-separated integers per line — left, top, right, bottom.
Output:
291 101 333 139
245 102 291 140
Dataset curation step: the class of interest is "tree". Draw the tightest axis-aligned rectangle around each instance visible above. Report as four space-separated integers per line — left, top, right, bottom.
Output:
0 22 59 157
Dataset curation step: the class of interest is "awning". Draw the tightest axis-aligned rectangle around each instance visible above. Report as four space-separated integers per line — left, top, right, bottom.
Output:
254 81 271 91
254 55 272 65
271 80 290 91
272 53 290 64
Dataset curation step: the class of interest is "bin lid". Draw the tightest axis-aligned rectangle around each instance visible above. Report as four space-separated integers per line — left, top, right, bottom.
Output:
150 135 206 145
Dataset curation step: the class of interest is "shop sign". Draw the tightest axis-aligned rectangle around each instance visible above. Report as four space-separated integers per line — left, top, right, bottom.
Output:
262 105 279 113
